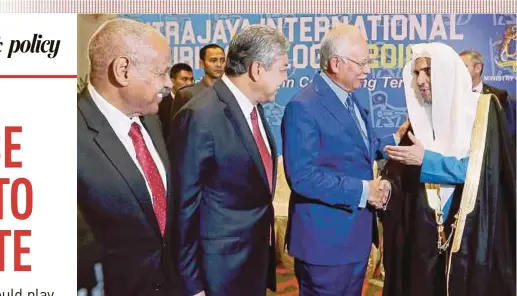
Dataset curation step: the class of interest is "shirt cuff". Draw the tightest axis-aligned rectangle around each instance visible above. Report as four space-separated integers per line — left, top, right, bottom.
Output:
392 133 400 145
358 180 369 208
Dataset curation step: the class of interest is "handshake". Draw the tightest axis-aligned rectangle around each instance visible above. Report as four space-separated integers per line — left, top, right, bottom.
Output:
367 176 391 210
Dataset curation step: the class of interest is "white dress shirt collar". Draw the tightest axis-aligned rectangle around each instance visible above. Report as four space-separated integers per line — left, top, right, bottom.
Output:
220 75 271 153
221 74 255 116
473 82 483 93
88 83 143 137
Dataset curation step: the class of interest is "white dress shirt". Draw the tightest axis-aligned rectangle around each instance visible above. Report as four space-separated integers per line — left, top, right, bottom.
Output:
88 84 167 203
221 75 271 154
473 82 483 93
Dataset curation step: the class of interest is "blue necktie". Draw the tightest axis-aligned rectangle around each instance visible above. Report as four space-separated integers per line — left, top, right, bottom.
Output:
346 94 369 149
345 94 355 114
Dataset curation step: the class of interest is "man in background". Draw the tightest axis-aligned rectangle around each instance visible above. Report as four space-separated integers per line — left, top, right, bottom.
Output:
158 63 194 138
460 49 515 142
198 43 226 87
170 63 195 96
170 44 226 117
77 18 185 295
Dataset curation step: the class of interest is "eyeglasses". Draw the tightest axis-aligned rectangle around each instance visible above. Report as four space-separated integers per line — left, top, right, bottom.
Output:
334 55 375 70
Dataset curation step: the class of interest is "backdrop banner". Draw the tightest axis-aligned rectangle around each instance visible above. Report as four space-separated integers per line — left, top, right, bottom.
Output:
119 13 516 153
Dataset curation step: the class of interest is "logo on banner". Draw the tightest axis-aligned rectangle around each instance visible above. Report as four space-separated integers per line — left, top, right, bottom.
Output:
371 91 408 129
263 102 286 127
495 25 516 71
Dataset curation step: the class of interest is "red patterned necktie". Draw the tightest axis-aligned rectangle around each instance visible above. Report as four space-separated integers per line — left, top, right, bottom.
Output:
128 122 167 236
250 107 273 192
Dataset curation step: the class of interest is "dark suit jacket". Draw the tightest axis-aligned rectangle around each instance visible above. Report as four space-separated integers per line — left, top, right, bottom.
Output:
77 208 102 291
158 94 174 139
482 83 515 143
168 79 277 296
77 89 185 296
158 82 210 142
170 81 209 121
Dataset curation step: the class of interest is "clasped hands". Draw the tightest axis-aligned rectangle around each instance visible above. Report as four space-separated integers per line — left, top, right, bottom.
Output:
367 176 391 210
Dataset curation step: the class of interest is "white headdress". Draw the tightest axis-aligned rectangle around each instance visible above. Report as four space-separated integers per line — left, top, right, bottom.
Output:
402 42 480 207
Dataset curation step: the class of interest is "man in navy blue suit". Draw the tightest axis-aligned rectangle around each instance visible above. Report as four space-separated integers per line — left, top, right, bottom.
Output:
169 25 289 296
281 24 408 295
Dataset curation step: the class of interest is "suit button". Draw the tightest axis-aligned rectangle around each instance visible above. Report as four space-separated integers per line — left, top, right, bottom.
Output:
153 283 162 291
163 242 168 248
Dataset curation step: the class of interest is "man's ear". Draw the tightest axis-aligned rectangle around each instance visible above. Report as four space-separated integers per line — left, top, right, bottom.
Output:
327 57 340 75
112 56 130 86
249 61 262 82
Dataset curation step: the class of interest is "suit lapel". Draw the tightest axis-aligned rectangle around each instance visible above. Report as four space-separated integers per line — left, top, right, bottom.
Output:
258 104 277 196
78 89 162 238
213 80 271 192
314 74 370 160
141 116 170 174
316 77 352 129
140 116 173 236
350 93 373 162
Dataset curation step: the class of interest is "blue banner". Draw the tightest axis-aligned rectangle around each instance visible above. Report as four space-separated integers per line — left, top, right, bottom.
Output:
120 13 516 154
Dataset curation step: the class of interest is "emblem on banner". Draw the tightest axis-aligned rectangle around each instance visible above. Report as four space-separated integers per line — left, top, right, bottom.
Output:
495 25 516 72
371 91 408 129
264 102 286 127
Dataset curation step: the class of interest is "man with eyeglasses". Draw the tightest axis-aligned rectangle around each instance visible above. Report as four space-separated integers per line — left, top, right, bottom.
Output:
281 24 408 295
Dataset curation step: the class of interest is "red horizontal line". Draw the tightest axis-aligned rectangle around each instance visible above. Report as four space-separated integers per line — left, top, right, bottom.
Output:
0 75 77 79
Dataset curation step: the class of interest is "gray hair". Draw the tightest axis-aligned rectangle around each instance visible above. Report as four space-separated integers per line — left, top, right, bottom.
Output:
319 25 360 72
225 25 290 76
459 49 484 74
88 18 165 79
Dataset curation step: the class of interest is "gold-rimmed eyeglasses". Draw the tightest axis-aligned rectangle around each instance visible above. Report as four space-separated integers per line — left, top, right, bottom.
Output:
334 55 375 70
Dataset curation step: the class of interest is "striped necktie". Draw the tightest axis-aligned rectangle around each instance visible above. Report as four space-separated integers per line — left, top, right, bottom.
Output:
345 93 369 149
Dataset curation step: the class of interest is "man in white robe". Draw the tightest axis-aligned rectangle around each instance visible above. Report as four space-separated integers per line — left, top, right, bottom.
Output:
381 42 515 296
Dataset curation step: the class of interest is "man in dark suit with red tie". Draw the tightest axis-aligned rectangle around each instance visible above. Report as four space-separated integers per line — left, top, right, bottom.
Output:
168 25 289 296
77 18 184 296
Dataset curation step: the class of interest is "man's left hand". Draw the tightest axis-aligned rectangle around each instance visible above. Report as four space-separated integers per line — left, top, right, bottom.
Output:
384 132 425 165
